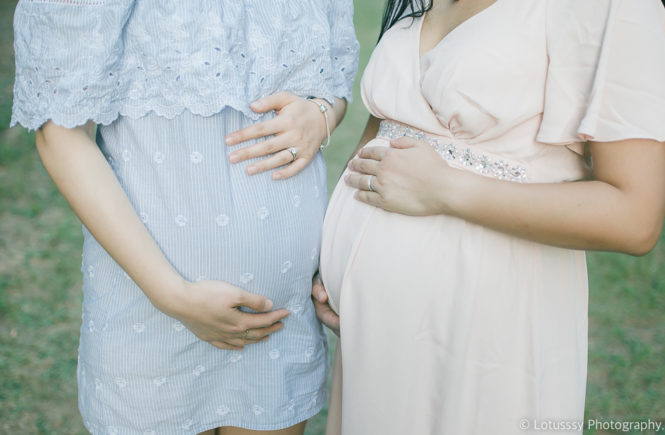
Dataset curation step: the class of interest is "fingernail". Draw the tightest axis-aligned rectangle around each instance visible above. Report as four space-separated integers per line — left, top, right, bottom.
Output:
247 166 258 175
225 135 236 145
251 101 263 110
272 173 282 180
229 154 239 163
264 299 273 311
317 289 326 302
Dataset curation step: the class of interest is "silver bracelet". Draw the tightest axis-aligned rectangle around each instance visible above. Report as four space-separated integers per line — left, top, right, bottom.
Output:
306 96 331 150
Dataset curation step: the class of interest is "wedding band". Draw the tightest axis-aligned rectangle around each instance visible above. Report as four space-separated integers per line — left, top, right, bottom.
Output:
367 175 375 192
287 147 297 162
242 329 250 339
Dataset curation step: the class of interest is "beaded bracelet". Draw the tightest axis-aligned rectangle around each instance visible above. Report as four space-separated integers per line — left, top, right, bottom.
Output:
306 96 331 150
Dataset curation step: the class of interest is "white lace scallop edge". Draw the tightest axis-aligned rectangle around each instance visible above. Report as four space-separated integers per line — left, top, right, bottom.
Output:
10 88 352 131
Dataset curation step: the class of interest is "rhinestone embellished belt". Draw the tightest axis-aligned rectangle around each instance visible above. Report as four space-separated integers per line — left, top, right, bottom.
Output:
376 120 528 183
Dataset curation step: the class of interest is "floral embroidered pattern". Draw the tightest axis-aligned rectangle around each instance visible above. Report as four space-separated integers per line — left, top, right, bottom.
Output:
11 0 359 130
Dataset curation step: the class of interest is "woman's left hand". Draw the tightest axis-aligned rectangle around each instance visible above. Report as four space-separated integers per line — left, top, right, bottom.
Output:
226 92 333 180
346 136 464 216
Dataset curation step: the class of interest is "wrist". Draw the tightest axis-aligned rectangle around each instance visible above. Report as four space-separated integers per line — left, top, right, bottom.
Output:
145 274 189 317
306 97 334 150
311 98 337 130
434 166 478 217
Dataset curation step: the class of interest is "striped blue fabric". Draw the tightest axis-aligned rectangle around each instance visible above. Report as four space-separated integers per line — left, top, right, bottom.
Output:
11 1 359 433
78 109 329 434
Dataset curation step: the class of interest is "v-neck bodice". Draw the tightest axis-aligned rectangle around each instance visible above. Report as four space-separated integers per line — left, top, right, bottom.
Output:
360 0 665 183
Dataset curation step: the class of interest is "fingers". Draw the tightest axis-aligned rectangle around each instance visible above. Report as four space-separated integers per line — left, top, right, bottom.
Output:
390 136 422 149
272 156 309 180
357 146 389 161
311 276 328 304
225 117 282 146
310 276 340 335
250 92 297 114
354 190 384 208
348 156 380 176
244 148 300 177
312 297 340 335
345 172 381 193
243 321 284 340
235 290 274 312
241 308 291 330
228 136 287 164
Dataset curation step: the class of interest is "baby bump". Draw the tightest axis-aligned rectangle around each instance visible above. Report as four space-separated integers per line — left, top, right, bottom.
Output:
320 137 390 313
97 111 327 307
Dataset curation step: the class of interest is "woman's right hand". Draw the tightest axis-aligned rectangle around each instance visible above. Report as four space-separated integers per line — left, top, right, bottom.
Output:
163 280 291 351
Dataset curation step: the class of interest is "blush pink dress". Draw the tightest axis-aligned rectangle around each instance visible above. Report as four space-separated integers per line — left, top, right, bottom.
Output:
319 1 665 434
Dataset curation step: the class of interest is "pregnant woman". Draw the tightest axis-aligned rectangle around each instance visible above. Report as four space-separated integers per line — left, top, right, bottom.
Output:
12 1 357 434
316 0 665 433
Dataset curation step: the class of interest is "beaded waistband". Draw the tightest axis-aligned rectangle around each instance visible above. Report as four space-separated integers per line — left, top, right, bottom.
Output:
376 120 528 183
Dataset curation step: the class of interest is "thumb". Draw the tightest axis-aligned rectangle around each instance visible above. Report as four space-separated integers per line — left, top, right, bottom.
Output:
250 91 295 113
312 279 328 303
390 136 421 150
236 290 274 312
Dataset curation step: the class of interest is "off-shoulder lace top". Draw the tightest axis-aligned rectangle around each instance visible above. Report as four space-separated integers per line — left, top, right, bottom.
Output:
11 0 359 130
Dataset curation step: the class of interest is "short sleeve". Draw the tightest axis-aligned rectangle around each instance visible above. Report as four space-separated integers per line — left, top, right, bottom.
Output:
11 0 135 131
537 0 665 148
327 0 359 102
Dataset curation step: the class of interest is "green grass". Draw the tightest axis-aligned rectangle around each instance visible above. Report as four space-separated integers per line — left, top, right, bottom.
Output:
1 1 664 434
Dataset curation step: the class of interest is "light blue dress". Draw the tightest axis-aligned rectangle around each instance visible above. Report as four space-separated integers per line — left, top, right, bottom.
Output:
11 1 358 434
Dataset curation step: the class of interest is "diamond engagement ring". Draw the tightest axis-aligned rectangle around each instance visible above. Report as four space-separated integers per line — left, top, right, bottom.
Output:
287 147 298 162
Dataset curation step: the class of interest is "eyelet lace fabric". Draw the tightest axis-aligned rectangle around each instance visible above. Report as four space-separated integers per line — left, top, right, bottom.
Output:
11 0 359 130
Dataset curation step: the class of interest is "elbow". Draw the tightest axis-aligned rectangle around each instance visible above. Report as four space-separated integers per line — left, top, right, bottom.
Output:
620 221 663 257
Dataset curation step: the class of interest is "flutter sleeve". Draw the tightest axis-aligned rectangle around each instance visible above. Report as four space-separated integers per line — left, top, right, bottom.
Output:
327 0 359 102
11 0 136 131
537 0 665 149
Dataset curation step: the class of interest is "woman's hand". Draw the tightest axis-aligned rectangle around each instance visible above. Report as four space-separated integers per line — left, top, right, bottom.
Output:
225 92 336 180
311 276 339 336
164 280 291 351
346 137 465 216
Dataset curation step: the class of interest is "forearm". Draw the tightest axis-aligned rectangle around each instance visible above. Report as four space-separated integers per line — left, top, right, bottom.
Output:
449 170 664 256
330 97 347 131
36 122 185 312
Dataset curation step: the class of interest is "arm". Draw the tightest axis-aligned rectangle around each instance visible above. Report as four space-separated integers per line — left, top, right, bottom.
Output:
37 121 289 349
225 94 348 180
347 137 665 256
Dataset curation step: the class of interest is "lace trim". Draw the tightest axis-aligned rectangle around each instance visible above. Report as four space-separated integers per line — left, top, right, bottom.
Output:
11 0 359 131
10 88 339 131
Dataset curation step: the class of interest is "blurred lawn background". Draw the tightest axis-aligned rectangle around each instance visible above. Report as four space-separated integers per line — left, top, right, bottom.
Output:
0 1 663 434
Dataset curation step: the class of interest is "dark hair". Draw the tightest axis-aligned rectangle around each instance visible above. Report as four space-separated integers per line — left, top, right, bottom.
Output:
379 0 433 40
